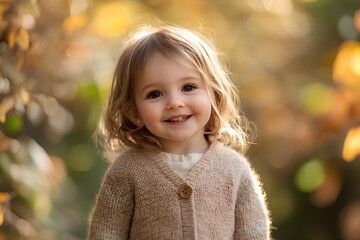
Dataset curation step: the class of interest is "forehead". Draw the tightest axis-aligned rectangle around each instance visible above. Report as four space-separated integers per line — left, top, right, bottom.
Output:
137 52 200 88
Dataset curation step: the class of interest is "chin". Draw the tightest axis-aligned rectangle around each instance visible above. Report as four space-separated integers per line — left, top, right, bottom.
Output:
169 137 191 142
164 135 192 142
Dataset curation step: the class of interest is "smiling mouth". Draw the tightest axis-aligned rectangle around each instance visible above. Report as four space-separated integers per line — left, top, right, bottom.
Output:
166 115 192 122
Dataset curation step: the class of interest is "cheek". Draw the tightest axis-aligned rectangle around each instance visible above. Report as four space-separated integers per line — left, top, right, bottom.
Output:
138 104 161 123
192 93 212 118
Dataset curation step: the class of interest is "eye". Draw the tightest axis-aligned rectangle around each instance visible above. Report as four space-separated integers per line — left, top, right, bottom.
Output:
182 84 196 92
147 91 162 99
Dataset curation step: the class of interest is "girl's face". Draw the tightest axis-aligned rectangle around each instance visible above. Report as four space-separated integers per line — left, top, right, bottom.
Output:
134 53 212 153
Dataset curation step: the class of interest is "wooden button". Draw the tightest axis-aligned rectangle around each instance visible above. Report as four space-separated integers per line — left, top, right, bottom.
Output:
178 183 193 199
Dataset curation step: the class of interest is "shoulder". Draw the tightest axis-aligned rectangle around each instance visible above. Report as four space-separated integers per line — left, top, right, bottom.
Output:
212 143 257 184
213 145 265 196
213 144 250 168
113 148 145 164
107 148 148 177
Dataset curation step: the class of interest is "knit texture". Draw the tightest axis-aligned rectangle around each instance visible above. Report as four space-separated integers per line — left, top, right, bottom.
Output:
88 143 271 240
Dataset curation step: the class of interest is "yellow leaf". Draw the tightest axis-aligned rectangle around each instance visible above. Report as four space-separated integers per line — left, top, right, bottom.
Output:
16 52 25 69
343 126 360 162
7 27 16 50
0 205 3 226
0 192 10 202
333 41 360 101
18 88 30 104
0 113 5 124
333 41 360 81
0 192 9 227
0 97 15 114
16 27 29 50
7 27 30 51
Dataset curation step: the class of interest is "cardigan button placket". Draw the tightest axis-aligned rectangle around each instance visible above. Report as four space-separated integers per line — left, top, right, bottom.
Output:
178 183 193 199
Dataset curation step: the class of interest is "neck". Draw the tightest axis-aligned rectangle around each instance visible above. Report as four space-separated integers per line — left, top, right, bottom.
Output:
158 137 209 155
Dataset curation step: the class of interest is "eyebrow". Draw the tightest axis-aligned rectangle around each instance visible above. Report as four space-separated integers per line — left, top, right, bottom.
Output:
139 75 202 95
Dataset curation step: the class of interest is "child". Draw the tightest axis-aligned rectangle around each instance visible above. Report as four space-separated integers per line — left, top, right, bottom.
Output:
88 25 271 239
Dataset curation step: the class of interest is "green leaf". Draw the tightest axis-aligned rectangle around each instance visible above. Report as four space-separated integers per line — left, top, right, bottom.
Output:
4 114 23 136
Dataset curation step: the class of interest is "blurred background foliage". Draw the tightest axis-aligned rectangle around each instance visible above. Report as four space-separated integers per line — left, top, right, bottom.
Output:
0 0 359 239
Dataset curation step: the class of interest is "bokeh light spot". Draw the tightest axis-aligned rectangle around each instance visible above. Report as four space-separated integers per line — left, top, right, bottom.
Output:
355 9 360 33
263 0 293 16
295 158 325 193
34 193 52 220
333 41 360 101
342 126 360 162
22 14 35 30
0 77 10 95
282 11 311 38
352 48 360 76
299 82 334 116
310 166 342 208
62 14 87 32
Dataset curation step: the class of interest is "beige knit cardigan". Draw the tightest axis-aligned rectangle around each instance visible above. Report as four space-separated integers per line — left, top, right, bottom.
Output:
88 143 271 239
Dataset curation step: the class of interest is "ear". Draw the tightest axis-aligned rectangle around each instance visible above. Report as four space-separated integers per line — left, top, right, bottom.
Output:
125 105 142 126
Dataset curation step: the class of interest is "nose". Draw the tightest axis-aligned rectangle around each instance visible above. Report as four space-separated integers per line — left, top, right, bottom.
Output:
166 93 184 110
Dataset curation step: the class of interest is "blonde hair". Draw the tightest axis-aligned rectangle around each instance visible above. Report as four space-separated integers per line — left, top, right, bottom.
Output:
94 25 255 158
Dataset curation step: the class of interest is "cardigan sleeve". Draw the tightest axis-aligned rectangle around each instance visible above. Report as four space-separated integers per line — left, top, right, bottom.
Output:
88 159 134 240
233 160 271 240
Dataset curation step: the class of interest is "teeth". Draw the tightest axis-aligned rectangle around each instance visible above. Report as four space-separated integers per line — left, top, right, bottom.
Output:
169 116 188 122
